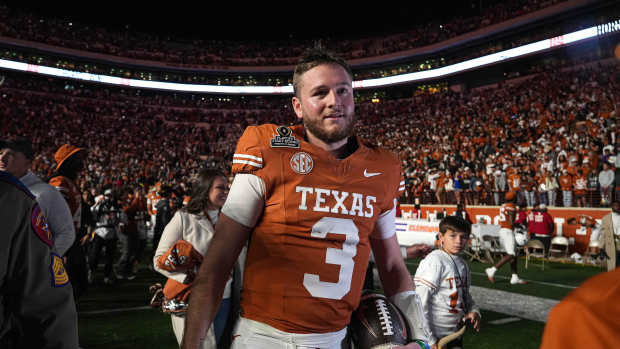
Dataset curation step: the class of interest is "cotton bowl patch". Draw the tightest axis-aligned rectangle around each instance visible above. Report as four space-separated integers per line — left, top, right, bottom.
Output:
50 253 70 287
31 204 53 247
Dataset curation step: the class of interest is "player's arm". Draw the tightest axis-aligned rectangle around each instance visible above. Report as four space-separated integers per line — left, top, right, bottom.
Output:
370 204 432 344
412 258 440 346
181 174 264 349
182 214 251 348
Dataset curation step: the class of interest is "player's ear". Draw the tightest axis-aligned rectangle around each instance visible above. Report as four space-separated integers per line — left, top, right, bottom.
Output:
292 96 303 120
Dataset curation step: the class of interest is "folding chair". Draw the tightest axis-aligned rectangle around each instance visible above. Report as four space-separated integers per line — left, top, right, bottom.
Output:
525 239 545 270
584 240 606 269
548 236 570 261
481 235 502 264
463 235 489 263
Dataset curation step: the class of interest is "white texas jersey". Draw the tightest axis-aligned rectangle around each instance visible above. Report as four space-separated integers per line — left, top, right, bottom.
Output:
414 250 478 342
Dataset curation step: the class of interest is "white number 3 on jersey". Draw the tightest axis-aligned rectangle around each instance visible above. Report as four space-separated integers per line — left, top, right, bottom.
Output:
303 217 360 300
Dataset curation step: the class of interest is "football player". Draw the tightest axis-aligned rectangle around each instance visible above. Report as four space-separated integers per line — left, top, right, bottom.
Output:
182 49 431 349
485 191 527 285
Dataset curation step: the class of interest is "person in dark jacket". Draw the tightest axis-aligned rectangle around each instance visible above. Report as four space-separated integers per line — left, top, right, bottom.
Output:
153 185 174 253
0 170 78 348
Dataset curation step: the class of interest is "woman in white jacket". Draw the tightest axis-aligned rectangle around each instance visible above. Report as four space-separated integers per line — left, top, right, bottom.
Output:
154 169 229 348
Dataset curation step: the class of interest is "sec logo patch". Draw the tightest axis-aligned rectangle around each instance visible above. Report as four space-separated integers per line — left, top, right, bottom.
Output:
290 152 313 175
31 204 53 248
50 253 70 287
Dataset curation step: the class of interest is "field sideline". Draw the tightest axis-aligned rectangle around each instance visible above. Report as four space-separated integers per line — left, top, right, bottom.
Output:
77 258 603 349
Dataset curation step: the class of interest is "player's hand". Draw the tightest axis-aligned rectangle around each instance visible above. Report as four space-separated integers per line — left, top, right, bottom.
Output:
80 235 90 246
463 311 481 331
406 243 433 259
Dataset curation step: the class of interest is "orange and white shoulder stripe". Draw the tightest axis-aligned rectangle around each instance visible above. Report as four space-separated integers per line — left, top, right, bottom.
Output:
233 154 263 169
413 277 438 291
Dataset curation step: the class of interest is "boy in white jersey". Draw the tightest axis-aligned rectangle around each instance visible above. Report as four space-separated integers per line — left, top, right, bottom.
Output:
414 216 481 349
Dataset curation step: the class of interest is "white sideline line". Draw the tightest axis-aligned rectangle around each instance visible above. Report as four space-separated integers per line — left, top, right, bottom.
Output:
488 317 522 325
470 271 577 289
405 261 577 289
80 306 150 315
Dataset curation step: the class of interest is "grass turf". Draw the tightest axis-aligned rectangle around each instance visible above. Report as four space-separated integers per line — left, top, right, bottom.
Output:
77 256 601 348
405 256 603 300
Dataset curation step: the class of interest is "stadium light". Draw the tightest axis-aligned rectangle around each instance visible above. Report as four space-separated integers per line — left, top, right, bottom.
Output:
0 20 617 94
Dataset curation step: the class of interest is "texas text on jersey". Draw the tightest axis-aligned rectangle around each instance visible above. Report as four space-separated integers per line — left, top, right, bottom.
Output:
226 124 405 334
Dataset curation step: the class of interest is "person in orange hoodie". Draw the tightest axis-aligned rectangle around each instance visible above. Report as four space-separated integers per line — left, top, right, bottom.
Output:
559 169 573 207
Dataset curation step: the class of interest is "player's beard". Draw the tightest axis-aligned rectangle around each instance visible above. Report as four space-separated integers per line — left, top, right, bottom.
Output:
302 112 356 145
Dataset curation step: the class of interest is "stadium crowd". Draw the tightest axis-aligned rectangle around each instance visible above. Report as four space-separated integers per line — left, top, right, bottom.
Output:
1 59 619 211
0 0 565 67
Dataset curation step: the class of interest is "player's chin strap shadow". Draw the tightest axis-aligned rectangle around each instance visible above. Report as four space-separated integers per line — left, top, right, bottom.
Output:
437 324 466 349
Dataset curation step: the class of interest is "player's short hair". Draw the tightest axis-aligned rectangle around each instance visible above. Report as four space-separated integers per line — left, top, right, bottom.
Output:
439 216 471 235
293 48 353 98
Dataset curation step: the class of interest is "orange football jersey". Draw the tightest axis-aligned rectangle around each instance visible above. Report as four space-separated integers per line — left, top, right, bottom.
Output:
231 124 404 333
498 202 516 229
49 175 82 230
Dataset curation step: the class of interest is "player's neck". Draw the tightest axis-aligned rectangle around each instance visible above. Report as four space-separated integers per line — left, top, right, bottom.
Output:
305 132 357 160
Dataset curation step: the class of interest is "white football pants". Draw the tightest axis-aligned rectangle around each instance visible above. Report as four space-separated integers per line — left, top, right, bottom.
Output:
231 317 347 349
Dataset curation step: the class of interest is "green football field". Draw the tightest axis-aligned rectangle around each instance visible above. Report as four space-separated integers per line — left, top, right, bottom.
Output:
77 258 603 349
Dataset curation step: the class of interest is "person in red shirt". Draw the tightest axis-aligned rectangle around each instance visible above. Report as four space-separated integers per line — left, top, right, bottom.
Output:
529 204 554 252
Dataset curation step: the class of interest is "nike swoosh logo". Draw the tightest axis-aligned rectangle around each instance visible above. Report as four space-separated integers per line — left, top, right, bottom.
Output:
364 169 382 177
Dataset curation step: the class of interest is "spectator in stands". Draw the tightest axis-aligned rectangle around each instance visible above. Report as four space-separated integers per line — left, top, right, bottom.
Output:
573 169 587 207
0 138 75 255
545 171 559 207
453 170 464 204
559 169 573 207
493 168 506 206
599 162 614 206
587 168 599 207
522 174 536 208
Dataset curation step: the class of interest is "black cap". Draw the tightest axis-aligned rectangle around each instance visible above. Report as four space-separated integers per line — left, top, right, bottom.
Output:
0 138 34 160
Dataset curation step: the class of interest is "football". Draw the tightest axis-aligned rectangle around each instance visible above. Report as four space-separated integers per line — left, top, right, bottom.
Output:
350 293 409 349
